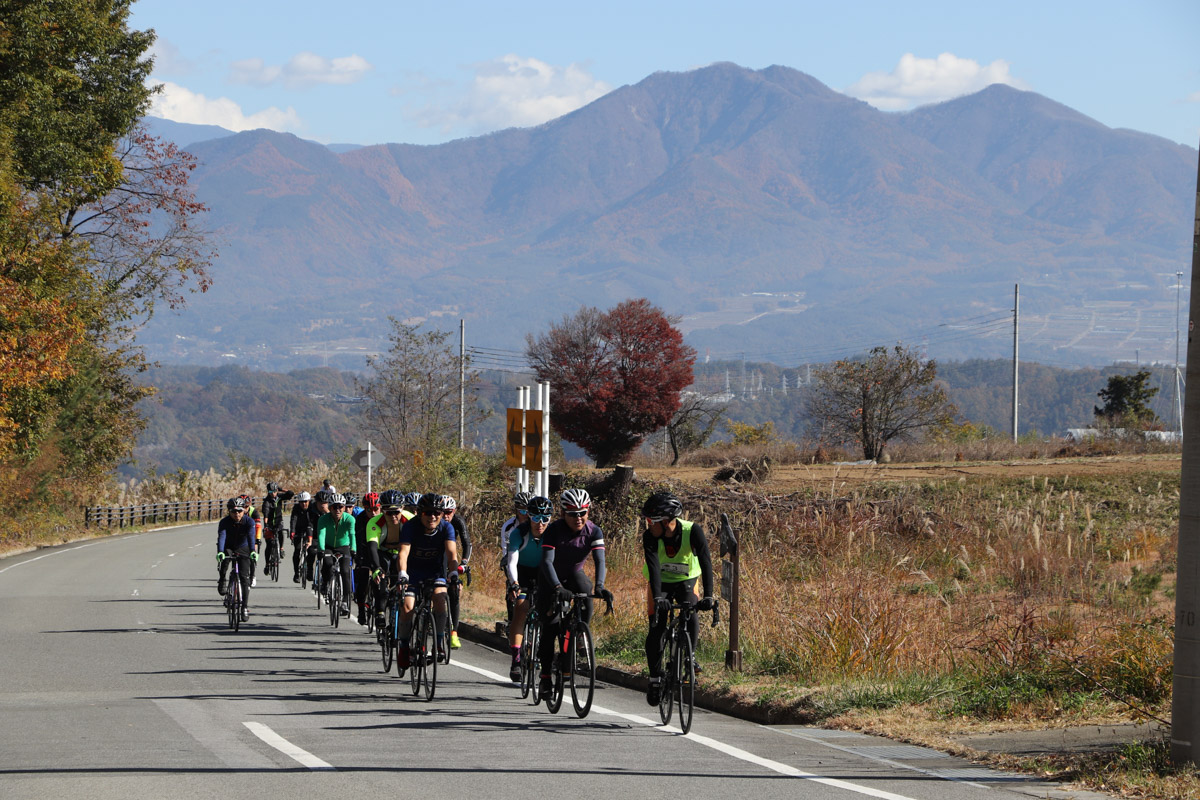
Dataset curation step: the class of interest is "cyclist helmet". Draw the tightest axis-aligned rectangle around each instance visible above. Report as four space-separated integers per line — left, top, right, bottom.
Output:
402 491 422 508
327 492 346 507
343 491 359 507
513 491 533 511
560 488 591 512
313 490 329 504
416 492 448 514
297 491 312 502
441 495 457 511
642 491 683 521
527 495 553 518
363 491 380 508
238 493 253 507
227 496 248 511
379 489 403 507
266 481 280 493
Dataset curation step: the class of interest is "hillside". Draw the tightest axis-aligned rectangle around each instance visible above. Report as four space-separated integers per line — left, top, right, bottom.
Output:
136 63 1195 370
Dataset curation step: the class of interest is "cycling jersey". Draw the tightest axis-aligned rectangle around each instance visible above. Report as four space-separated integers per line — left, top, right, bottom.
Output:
643 519 714 599
540 518 605 588
217 515 256 552
399 517 456 577
316 511 357 551
505 521 543 585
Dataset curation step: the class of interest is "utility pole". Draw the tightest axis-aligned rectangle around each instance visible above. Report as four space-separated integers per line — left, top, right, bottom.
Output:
1012 284 1019 443
1176 271 1184 435
458 319 465 449
1172 142 1200 766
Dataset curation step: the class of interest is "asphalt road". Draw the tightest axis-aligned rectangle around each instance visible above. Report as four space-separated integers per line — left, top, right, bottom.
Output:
0 524 1106 800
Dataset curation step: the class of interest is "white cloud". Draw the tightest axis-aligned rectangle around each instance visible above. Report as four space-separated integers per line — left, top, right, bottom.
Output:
1186 90 1200 103
229 52 372 89
150 81 303 132
845 53 1029 111
147 38 195 77
409 55 612 135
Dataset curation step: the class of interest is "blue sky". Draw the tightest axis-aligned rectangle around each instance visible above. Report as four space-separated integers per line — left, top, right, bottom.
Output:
133 0 1199 148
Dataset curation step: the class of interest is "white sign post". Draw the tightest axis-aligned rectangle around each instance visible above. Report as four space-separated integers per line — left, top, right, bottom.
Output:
352 442 385 492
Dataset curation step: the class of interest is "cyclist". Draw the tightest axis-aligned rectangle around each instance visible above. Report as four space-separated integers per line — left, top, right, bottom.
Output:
504 495 550 681
353 491 382 625
316 492 356 616
642 490 715 706
442 495 471 649
395 493 459 673
401 491 421 519
239 494 263 587
500 491 532 632
216 497 257 620
537 488 612 697
289 491 313 582
261 482 294 578
365 490 407 629
345 491 363 517
305 490 330 589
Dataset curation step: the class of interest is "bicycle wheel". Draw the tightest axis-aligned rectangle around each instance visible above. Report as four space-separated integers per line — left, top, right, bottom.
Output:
300 547 308 589
410 610 426 696
677 632 695 734
380 603 394 673
545 629 564 714
230 575 241 633
394 608 407 679
315 569 322 610
270 546 279 582
520 618 537 700
329 567 341 627
658 632 675 725
569 622 595 718
423 606 440 701
225 577 236 630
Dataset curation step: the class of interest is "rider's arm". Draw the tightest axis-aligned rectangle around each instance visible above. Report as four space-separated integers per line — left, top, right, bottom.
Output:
691 523 715 598
396 543 410 574
216 520 228 553
445 539 459 575
540 541 562 588
591 542 607 591
457 524 472 564
642 530 664 597
504 532 521 585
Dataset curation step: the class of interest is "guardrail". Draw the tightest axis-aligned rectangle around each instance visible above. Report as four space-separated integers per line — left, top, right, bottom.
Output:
84 499 228 529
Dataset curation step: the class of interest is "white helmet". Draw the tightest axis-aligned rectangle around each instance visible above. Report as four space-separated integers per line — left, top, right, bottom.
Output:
297 491 312 502
441 495 457 511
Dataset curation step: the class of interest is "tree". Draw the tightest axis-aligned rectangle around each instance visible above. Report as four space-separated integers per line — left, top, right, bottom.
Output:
807 345 956 460
526 298 695 467
1094 370 1160 428
356 320 487 463
665 392 726 465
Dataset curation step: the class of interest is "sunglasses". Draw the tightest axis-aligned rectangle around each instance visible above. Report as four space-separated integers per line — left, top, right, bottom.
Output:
530 514 551 524
647 516 671 523
564 510 588 518
421 510 443 517
385 509 402 515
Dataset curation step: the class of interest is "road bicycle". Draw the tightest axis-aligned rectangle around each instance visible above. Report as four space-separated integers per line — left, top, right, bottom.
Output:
545 590 613 718
222 551 247 632
407 579 444 701
654 598 719 734
263 530 281 582
517 586 541 702
377 578 399 673
326 552 349 628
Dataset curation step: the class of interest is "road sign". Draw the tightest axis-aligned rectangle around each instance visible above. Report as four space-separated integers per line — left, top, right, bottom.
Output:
524 410 544 468
506 409 524 467
352 446 385 471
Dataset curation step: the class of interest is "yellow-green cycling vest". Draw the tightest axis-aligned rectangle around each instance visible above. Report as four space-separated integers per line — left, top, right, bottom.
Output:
642 520 701 582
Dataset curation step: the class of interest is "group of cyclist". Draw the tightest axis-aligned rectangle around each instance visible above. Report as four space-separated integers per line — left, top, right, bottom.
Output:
216 480 715 709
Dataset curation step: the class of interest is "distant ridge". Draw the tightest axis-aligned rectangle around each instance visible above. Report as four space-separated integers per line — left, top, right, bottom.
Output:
137 63 1196 369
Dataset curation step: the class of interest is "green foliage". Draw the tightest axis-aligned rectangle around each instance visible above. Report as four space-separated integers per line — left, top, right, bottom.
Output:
1095 370 1161 428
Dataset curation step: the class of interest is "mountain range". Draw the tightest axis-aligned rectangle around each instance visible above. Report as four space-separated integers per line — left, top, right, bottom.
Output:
137 62 1197 370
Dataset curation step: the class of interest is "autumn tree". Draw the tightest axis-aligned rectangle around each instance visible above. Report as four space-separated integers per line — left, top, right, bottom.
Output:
665 392 726 465
356 320 487 463
807 345 956 460
526 299 695 467
1094 370 1160 428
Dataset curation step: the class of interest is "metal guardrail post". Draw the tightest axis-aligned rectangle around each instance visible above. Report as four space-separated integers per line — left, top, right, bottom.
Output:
719 512 742 671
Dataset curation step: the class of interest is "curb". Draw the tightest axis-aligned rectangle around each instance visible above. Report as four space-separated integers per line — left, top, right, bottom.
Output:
455 619 809 726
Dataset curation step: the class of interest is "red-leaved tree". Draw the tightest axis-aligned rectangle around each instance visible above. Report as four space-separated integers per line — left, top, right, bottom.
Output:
526 298 695 467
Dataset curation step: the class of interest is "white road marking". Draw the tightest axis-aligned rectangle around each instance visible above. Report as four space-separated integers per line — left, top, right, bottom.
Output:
0 541 102 574
155 699 277 770
243 721 334 770
131 588 139 597
168 553 176 557
450 660 921 800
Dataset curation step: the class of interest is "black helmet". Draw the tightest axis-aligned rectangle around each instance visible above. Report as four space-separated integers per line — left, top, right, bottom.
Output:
513 491 533 511
380 489 403 507
416 492 448 514
642 491 682 521
313 490 329 504
402 491 421 508
266 481 280 493
227 497 248 511
527 496 553 517
343 492 358 507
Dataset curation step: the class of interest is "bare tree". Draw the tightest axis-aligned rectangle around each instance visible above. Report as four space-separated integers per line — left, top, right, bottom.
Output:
807 345 956 460
356 319 486 461
665 392 727 465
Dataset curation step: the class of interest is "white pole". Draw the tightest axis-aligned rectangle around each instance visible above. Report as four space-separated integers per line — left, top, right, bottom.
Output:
515 387 525 492
459 319 466 449
1012 284 1019 443
366 440 372 493
532 384 543 496
541 381 551 497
